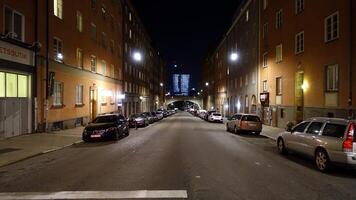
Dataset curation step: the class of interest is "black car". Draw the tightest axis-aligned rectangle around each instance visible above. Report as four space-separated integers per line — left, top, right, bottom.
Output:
82 114 129 142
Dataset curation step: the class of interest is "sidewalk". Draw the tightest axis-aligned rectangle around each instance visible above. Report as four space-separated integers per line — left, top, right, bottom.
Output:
261 125 284 140
0 127 84 167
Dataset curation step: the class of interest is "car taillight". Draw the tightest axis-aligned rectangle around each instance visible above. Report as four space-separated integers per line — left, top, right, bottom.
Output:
343 123 354 152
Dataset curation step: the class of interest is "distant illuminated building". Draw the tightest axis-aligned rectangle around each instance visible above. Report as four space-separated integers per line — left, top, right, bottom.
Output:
172 74 190 96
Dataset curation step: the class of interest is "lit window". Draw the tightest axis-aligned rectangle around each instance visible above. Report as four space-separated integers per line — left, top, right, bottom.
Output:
326 64 338 91
76 48 83 68
276 44 283 63
129 12 132 21
325 12 339 42
4 7 24 41
101 60 106 76
0 72 4 97
129 29 132 39
295 0 304 14
76 85 83 105
54 0 63 19
263 52 268 67
53 38 63 62
53 81 63 106
276 9 283 29
246 10 249 22
276 77 282 96
90 55 96 72
295 31 304 54
76 11 83 32
6 73 17 97
18 75 28 98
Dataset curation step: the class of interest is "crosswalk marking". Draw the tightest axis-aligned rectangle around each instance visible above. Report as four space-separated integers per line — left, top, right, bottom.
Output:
0 190 188 199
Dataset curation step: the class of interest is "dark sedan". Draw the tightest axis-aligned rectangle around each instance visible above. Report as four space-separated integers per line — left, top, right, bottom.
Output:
128 113 149 128
82 114 129 142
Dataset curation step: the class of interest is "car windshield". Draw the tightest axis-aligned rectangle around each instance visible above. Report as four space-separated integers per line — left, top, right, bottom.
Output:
213 113 221 116
93 116 117 123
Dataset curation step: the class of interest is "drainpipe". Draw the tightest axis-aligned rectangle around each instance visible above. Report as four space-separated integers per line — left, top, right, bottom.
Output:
45 0 49 131
34 0 38 132
349 0 353 119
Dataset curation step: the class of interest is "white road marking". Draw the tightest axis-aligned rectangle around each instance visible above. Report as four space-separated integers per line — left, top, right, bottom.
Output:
255 162 261 166
0 190 188 199
195 175 201 178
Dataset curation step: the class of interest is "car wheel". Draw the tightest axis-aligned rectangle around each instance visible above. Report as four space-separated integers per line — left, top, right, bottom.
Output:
277 138 287 154
315 149 331 172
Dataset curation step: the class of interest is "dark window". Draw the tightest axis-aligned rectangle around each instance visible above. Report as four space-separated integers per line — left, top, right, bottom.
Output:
322 124 346 138
293 122 309 133
280 108 285 118
91 0 96 9
306 122 324 135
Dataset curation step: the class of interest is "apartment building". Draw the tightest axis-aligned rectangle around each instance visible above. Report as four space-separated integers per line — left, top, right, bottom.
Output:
0 0 36 138
35 0 124 131
260 0 355 128
121 0 165 117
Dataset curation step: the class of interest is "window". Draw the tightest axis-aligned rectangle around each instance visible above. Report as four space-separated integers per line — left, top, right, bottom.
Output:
101 60 106 76
53 38 63 62
129 12 132 21
129 29 132 39
4 7 24 41
276 44 282 62
276 77 282 96
263 0 268 10
0 72 4 97
276 9 283 29
53 0 63 19
263 80 268 92
91 0 96 9
263 52 268 67
326 64 338 91
110 40 115 53
101 5 107 19
240 76 243 87
110 64 115 78
293 122 310 133
295 31 304 54
75 85 83 105
263 23 268 39
325 12 339 42
6 73 17 97
90 55 96 72
101 32 107 48
90 23 96 41
246 10 249 22
76 11 83 32
306 122 324 135
295 0 304 14
76 48 83 68
245 74 248 86
53 81 63 106
322 123 346 138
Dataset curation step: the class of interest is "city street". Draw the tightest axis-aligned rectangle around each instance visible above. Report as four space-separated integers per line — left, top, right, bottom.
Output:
0 112 356 200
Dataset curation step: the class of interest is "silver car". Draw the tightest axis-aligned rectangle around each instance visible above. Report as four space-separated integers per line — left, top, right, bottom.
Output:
277 117 356 172
226 113 262 135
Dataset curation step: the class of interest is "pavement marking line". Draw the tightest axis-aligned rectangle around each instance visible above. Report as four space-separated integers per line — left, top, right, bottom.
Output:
0 190 188 199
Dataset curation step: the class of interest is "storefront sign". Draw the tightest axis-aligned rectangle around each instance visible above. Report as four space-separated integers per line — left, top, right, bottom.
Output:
0 41 34 66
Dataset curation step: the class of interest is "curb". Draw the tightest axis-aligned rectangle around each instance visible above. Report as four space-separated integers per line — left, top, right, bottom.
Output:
0 140 83 168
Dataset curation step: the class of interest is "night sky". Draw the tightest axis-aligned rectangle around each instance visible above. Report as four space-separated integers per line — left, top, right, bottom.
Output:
131 0 243 91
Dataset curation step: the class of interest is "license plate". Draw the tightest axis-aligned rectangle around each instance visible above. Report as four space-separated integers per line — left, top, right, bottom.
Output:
90 134 101 138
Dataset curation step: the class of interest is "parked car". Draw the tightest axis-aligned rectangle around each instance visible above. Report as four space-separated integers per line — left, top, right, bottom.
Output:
82 114 129 142
155 111 164 120
142 112 156 124
198 110 207 119
277 117 356 172
226 114 262 135
208 113 223 123
128 113 149 128
205 110 217 121
150 112 159 122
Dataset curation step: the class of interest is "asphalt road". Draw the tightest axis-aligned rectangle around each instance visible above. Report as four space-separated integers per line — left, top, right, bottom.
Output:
0 112 356 200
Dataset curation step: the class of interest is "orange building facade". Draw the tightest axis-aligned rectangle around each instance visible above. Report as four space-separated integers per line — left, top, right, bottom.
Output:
260 0 355 128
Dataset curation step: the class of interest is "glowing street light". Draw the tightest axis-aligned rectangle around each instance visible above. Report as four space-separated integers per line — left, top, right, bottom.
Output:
160 83 164 87
205 82 209 86
133 52 142 62
230 52 239 62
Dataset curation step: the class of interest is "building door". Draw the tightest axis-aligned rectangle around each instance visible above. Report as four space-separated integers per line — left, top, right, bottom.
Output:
89 88 97 122
295 71 304 123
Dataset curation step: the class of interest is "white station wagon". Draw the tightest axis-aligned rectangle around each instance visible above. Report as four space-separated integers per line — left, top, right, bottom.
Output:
277 117 356 172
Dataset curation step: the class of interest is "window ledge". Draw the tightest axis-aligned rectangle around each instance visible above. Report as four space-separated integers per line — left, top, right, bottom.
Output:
75 104 85 108
51 105 65 109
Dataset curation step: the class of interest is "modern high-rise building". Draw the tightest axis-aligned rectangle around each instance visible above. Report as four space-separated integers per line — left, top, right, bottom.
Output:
172 74 190 96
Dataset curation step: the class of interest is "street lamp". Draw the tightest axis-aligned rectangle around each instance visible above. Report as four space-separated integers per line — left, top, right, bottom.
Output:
133 51 142 62
230 52 239 62
205 82 209 87
160 82 164 87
